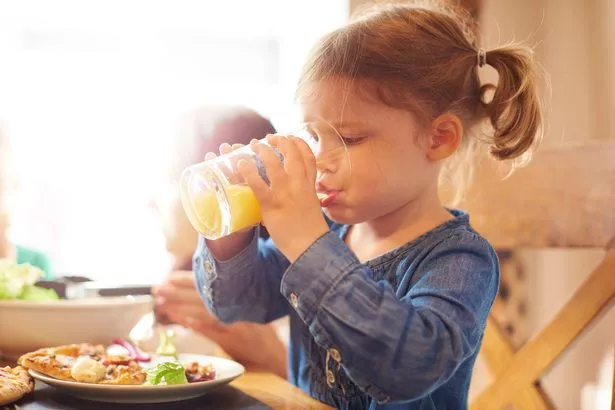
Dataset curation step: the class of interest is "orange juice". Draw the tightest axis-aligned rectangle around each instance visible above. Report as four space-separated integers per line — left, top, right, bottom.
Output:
225 184 262 232
188 188 222 237
187 184 261 238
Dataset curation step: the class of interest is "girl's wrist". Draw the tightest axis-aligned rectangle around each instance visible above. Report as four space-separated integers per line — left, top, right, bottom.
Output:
278 223 329 263
205 228 255 262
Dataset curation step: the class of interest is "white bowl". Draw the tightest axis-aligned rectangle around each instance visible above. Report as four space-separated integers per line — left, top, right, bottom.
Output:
0 296 152 358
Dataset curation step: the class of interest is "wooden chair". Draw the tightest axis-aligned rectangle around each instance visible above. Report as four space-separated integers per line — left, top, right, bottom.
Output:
458 141 615 409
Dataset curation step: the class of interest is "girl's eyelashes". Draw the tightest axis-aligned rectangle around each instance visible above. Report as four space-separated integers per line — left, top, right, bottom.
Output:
307 133 366 146
340 136 366 146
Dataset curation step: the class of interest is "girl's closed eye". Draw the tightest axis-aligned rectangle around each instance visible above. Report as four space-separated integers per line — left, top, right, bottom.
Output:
308 133 366 147
340 135 367 146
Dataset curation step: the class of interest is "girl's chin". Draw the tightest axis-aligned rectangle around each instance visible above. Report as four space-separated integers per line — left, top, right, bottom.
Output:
322 207 362 226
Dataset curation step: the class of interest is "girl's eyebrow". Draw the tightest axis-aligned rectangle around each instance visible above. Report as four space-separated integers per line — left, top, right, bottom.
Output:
304 118 368 130
330 120 367 130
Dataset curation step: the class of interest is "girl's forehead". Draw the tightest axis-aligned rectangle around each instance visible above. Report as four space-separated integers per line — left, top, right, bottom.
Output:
299 79 408 130
301 80 367 115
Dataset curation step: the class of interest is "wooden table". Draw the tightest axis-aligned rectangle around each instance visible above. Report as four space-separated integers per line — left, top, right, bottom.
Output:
1 358 332 410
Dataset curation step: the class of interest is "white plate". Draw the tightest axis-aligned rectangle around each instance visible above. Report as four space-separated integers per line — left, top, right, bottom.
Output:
28 354 245 404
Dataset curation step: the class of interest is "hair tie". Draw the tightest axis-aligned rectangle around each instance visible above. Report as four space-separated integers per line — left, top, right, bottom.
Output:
477 48 487 68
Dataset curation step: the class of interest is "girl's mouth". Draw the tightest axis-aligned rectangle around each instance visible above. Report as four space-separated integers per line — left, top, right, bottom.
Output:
317 191 340 207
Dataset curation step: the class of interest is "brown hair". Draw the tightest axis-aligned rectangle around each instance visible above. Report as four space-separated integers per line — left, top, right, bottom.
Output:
297 0 544 203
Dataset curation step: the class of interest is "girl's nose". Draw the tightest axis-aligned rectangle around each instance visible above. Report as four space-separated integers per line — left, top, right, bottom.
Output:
315 146 348 174
316 154 339 174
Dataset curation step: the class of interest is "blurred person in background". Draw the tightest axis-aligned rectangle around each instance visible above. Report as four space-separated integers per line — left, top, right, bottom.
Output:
151 106 288 379
0 124 52 277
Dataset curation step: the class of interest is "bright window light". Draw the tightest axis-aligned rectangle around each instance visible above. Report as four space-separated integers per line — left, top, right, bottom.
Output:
0 0 347 282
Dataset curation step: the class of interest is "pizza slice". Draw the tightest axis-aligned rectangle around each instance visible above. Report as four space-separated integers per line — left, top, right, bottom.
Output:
0 365 35 406
18 344 146 385
17 344 91 381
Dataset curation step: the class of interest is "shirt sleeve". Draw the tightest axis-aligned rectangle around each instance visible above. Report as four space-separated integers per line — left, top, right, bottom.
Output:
279 230 499 403
193 228 291 324
16 245 53 279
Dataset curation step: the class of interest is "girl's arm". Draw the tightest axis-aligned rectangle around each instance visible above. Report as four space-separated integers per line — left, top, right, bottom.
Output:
193 228 291 324
279 230 499 404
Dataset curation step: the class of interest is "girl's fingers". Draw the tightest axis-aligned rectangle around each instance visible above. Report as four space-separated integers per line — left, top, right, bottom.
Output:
220 142 245 155
219 143 233 155
291 137 317 184
237 158 270 200
251 139 285 186
270 135 305 178
205 143 245 161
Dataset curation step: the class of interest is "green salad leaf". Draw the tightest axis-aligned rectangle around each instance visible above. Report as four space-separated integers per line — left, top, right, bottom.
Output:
19 285 60 301
0 260 58 301
146 361 188 385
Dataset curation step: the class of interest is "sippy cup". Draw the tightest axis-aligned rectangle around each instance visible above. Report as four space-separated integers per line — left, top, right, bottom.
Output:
179 122 350 239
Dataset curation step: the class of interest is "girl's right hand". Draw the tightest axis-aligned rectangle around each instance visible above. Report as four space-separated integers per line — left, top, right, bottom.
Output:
203 143 255 261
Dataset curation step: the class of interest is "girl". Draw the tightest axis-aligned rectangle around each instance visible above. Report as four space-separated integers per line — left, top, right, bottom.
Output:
194 2 542 409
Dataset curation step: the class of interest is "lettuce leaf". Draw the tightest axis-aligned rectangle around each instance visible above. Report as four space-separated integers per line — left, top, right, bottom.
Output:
146 361 188 385
19 285 59 301
0 272 24 299
0 260 58 300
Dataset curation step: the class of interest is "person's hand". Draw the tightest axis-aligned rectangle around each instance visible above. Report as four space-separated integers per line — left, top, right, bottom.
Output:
154 272 221 329
190 319 288 379
238 135 329 262
153 271 287 378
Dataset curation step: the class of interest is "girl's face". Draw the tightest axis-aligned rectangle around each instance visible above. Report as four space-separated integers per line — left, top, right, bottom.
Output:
300 79 441 225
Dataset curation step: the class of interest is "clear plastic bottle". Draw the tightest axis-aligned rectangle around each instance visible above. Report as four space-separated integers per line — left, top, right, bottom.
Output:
179 125 349 239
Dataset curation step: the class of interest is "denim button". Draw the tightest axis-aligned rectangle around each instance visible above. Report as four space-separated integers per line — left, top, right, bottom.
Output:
204 259 214 274
378 396 391 404
289 292 299 309
201 286 212 299
329 348 341 363
326 369 335 385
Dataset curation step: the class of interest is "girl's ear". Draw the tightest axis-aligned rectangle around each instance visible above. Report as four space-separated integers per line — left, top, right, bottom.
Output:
426 113 463 162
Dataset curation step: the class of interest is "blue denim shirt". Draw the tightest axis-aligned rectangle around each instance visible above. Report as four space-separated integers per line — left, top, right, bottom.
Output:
194 210 499 409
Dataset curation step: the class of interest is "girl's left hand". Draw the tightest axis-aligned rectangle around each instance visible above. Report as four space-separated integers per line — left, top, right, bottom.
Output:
238 134 329 262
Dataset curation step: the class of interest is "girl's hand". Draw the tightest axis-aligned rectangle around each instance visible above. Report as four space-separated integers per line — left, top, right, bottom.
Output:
238 134 329 262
